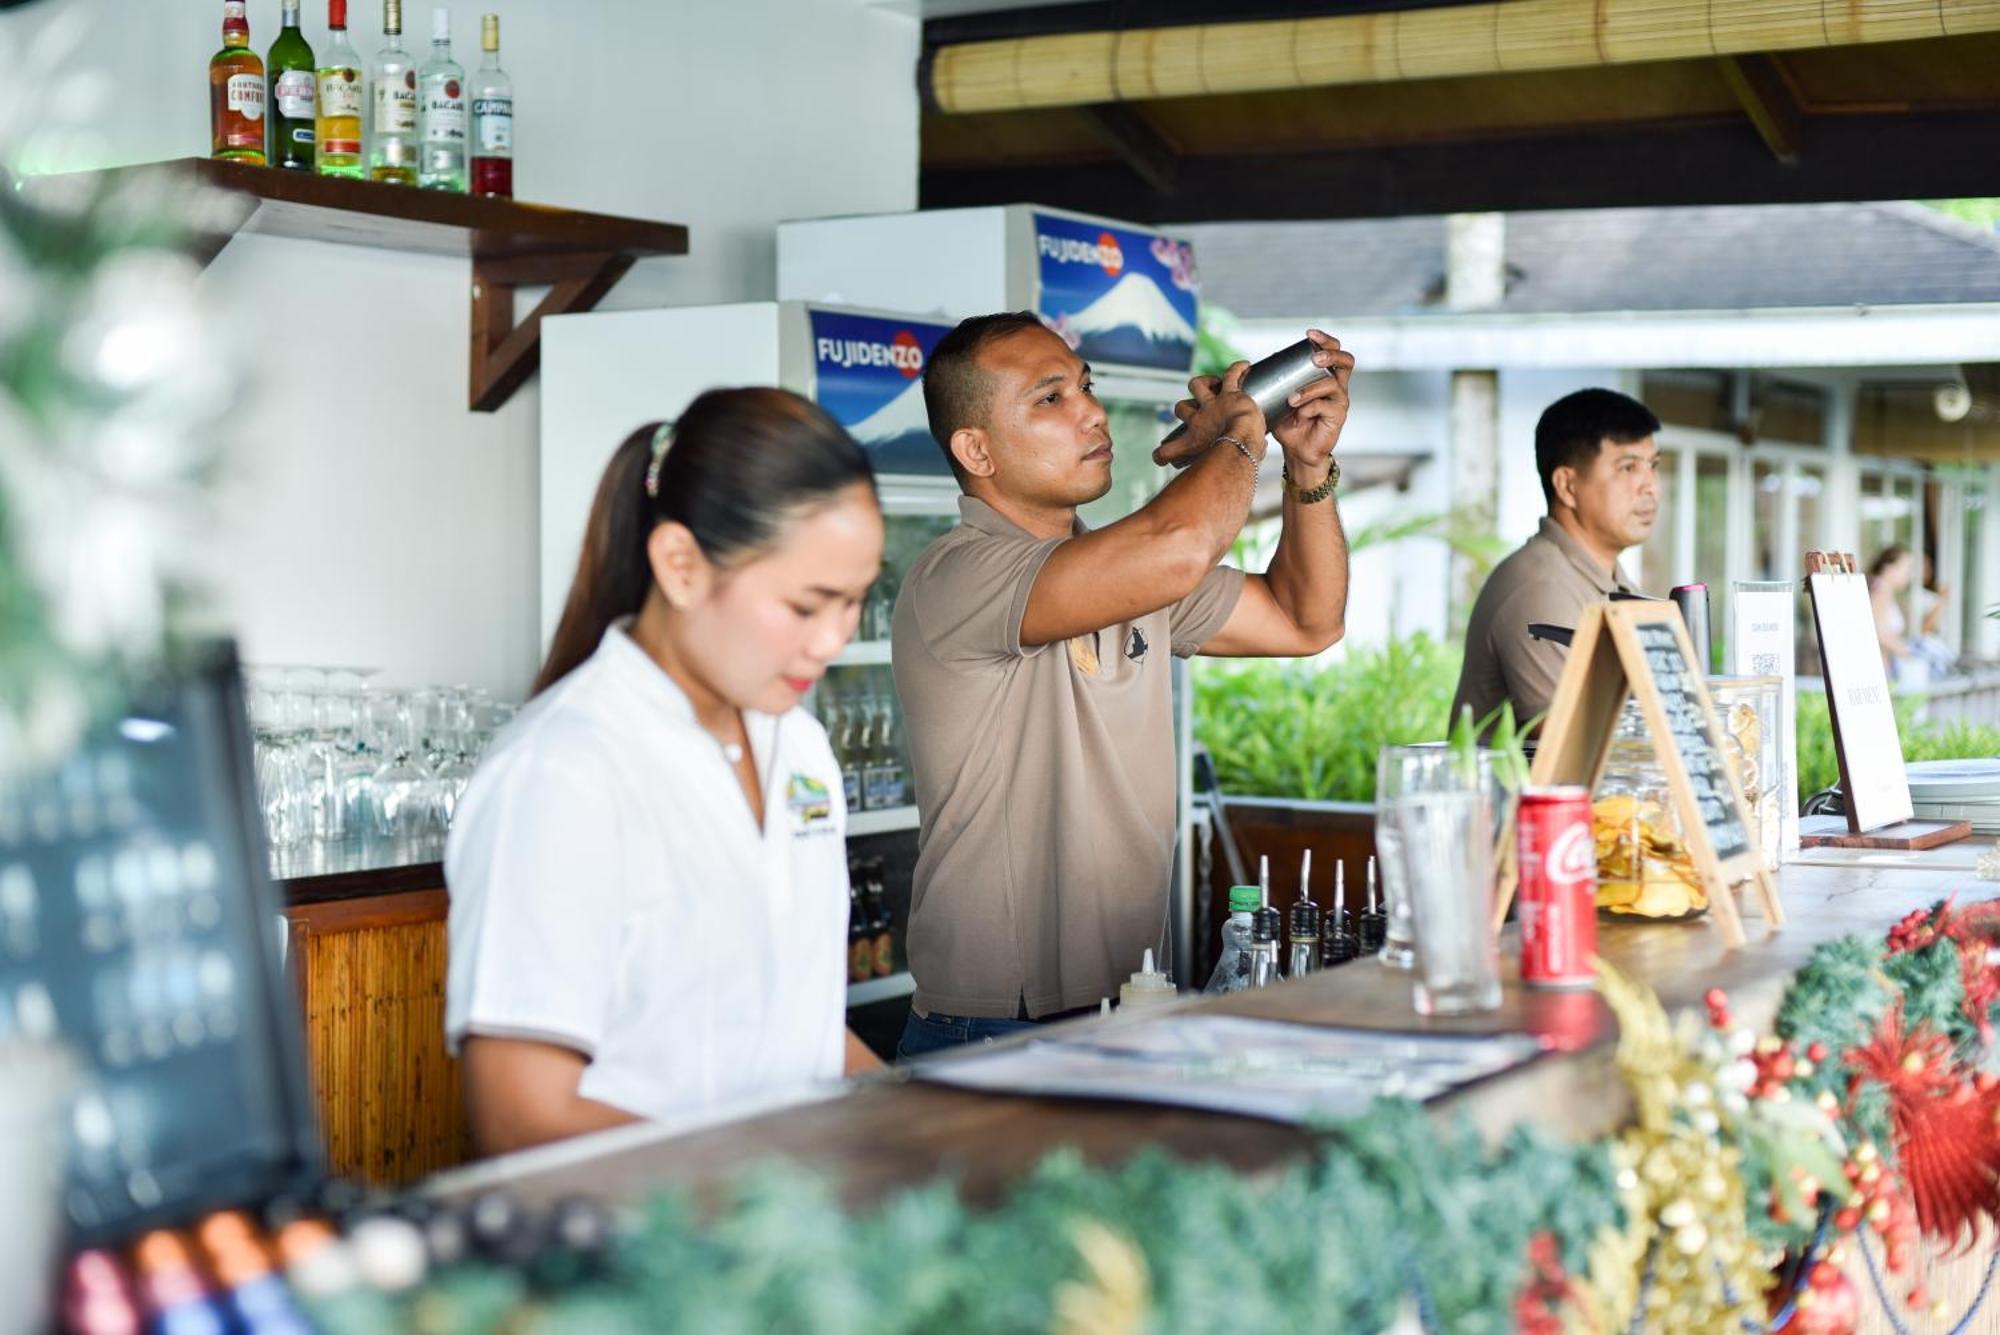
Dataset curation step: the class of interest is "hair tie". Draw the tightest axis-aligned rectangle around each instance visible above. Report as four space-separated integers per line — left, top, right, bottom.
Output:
644 423 673 499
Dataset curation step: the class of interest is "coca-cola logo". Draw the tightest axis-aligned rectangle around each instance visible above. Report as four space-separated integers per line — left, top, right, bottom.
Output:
1546 823 1595 888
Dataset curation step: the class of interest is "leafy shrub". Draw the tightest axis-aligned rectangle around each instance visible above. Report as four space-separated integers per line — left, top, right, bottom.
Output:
1193 635 1462 801
1795 689 2000 804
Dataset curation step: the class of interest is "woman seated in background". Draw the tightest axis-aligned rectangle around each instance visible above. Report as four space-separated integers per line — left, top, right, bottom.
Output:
1868 544 1955 688
444 388 885 1156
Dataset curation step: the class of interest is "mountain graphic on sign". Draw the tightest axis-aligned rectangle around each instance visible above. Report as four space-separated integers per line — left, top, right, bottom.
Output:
842 379 946 474
1067 272 1197 346
849 379 931 443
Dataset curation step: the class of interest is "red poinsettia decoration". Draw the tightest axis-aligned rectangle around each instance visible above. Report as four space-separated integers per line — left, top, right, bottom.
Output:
1845 1007 2000 1249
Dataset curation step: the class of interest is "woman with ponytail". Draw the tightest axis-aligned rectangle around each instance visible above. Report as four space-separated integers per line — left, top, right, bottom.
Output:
444 388 885 1155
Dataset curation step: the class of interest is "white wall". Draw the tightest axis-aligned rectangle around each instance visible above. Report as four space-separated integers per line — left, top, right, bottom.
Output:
2 0 920 698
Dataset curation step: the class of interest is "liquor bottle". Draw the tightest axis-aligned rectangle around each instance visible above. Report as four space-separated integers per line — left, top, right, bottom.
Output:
831 699 863 812
417 7 466 191
267 0 316 170
846 871 870 985
315 0 366 177
1247 906 1282 988
209 2 267 165
865 860 895 978
1287 898 1321 980
469 14 513 198
860 698 896 812
368 0 419 185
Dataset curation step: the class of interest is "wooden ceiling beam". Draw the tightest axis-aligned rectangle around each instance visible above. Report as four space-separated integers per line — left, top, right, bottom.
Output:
1717 55 1804 165
1076 103 1180 195
919 111 2000 222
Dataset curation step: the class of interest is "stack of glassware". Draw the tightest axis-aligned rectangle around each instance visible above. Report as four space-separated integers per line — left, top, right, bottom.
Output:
243 667 516 878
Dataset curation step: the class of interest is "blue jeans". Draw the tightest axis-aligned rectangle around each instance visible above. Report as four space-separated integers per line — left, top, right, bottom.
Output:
896 1009 1039 1061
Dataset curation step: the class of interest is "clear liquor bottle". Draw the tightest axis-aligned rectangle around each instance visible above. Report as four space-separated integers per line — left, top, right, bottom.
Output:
209 1 266 165
267 0 316 170
860 698 897 812
367 0 418 185
417 6 466 191
469 13 513 198
315 0 365 177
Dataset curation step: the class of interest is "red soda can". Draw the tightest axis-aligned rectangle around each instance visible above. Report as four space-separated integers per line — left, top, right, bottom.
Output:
1517 785 1598 989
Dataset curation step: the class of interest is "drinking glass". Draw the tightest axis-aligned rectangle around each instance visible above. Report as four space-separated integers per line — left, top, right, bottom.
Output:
1396 781 1502 1015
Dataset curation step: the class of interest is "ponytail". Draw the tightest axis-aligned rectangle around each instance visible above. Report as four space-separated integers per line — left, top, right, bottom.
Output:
533 388 875 696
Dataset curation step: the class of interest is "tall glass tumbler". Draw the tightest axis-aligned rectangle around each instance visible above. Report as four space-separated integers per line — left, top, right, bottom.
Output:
1390 763 1503 1016
1376 746 1499 970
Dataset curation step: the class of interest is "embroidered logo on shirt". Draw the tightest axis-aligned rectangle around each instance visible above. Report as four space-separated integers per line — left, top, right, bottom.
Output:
785 773 833 826
1126 627 1149 662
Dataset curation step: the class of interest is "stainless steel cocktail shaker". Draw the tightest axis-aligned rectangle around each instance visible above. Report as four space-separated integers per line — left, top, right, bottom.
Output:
1157 337 1330 449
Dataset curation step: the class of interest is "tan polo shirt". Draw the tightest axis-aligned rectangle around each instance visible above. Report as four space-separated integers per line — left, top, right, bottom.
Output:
892 496 1245 1019
1450 516 1638 729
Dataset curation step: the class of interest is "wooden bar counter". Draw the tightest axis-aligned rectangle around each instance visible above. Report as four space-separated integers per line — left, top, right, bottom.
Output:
428 857 1979 1220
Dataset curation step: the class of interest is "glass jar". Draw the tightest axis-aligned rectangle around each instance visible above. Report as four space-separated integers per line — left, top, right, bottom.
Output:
1592 700 1708 921
1706 675 1781 873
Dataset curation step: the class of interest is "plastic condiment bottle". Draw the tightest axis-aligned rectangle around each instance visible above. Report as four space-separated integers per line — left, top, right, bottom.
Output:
1119 948 1177 1009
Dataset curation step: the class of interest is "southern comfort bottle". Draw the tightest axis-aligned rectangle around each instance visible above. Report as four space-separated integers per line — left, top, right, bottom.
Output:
209 1 267 165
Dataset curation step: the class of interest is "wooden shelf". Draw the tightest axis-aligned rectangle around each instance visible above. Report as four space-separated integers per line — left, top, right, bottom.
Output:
99 158 688 412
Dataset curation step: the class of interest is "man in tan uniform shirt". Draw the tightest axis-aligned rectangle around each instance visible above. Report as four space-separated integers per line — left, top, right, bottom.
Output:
1451 388 1662 731
892 313 1355 1057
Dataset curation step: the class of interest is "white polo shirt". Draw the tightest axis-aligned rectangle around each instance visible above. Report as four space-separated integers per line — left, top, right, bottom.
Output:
444 623 849 1122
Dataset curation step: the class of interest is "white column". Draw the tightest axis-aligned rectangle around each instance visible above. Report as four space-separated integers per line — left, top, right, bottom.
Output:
1446 214 1505 624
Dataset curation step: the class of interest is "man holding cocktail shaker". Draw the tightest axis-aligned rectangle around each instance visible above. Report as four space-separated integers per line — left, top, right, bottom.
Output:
889 313 1353 1056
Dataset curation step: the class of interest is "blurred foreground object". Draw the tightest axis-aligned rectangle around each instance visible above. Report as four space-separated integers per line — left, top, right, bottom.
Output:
0 8 239 775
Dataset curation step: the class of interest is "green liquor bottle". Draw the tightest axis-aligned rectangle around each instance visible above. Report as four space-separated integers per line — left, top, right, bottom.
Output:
267 0 317 171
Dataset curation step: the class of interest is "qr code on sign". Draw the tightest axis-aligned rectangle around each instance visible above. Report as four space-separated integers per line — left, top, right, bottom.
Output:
1751 653 1779 675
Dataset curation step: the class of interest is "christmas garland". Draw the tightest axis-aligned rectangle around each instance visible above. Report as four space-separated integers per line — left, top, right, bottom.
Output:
302 895 2000 1335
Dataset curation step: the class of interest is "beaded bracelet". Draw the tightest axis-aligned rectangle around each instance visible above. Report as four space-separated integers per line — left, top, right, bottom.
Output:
1213 434 1259 489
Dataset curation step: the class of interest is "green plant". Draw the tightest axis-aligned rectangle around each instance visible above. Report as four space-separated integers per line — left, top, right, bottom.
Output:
1193 635 1463 800
1794 690 2000 805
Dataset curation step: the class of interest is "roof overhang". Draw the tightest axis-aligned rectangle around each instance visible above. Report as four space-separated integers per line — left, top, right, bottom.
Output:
1234 304 2000 371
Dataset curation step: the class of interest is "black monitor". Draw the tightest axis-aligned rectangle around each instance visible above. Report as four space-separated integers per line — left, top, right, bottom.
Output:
0 646 322 1245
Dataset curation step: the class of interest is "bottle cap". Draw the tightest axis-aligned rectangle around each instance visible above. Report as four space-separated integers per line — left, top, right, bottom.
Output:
1119 948 1176 1006
1228 885 1261 914
384 0 401 35
1250 906 1280 945
329 0 348 28
1289 898 1321 939
481 13 499 50
432 5 449 39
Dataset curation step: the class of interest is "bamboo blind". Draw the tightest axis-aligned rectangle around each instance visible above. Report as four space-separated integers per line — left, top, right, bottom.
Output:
930 0 2000 113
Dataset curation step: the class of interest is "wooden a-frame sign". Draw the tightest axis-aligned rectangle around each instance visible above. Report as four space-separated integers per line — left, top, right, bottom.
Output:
1494 600 1783 949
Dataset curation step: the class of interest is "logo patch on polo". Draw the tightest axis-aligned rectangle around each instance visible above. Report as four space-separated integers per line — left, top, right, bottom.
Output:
786 773 832 826
1126 627 1149 662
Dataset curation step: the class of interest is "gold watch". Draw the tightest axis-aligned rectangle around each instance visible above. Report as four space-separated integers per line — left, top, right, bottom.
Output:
1282 458 1339 504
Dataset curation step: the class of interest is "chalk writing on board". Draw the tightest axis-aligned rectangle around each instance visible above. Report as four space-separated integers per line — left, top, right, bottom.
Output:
1633 622 1751 863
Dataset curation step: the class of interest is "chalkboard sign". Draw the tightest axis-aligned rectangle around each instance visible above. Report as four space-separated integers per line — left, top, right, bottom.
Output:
1495 601 1782 949
1629 620 1752 863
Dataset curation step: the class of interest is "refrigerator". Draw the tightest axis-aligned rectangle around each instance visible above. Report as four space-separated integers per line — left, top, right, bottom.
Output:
778 205 1210 993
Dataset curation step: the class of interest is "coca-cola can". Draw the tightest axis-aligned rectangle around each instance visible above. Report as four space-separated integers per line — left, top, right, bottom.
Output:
1517 785 1598 989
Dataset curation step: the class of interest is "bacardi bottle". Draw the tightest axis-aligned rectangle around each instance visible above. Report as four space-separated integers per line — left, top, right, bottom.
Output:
417 7 466 191
209 1 266 165
469 13 513 198
315 0 365 178
267 0 315 170
367 0 419 185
